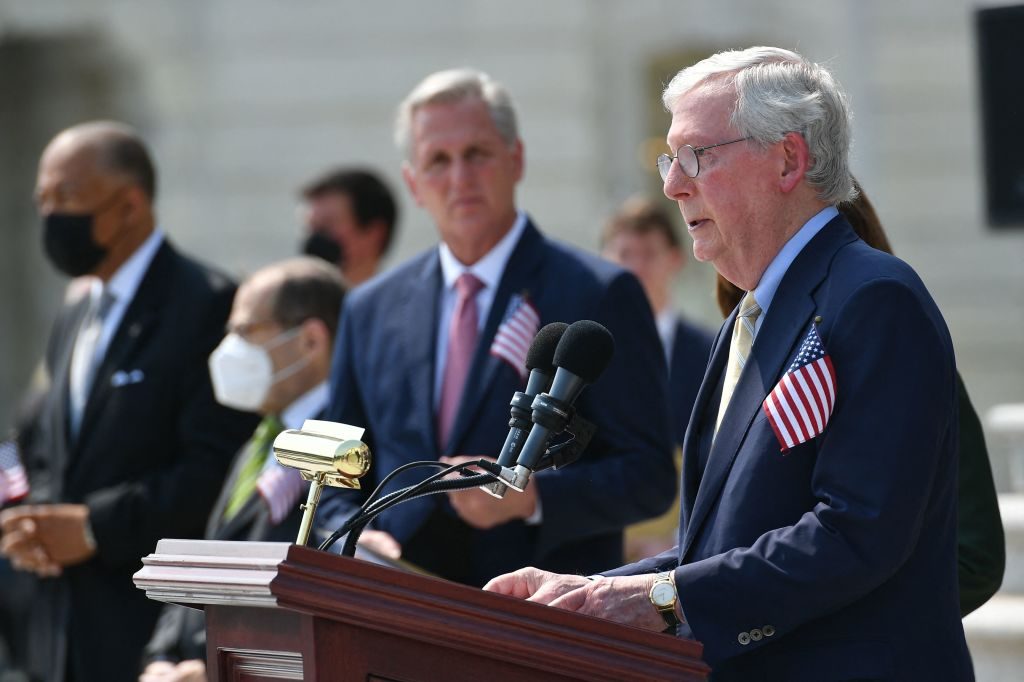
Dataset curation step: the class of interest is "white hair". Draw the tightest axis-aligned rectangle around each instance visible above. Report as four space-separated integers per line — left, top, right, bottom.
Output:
394 68 519 159
663 47 855 204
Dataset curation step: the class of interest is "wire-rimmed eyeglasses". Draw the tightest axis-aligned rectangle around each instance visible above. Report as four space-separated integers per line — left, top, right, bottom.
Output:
656 137 752 181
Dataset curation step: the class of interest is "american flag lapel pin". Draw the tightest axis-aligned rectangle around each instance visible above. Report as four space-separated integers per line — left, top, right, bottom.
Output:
489 290 539 382
762 321 836 452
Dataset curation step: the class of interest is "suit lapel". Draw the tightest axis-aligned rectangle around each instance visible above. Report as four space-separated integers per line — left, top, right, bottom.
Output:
76 243 172 448
398 252 444 455
445 220 546 454
680 217 858 560
207 437 276 540
679 312 732 540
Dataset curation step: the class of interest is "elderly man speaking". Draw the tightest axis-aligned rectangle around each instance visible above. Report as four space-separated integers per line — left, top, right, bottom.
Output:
486 47 973 681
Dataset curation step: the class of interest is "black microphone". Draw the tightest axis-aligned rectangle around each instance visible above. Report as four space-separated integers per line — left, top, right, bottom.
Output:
483 322 568 498
504 320 615 492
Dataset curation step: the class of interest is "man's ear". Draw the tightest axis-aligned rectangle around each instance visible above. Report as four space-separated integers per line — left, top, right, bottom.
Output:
300 317 331 356
121 185 149 225
779 131 811 194
365 219 389 258
401 161 424 207
510 138 525 183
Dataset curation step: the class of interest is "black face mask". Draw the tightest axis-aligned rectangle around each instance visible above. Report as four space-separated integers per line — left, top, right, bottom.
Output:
301 231 344 267
42 212 108 277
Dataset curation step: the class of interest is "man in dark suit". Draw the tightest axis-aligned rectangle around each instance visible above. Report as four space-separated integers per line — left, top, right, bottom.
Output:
139 257 345 682
319 68 677 586
0 121 256 682
600 195 714 446
486 47 973 680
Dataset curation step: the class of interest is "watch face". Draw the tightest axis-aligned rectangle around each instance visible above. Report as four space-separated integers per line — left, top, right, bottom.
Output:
651 582 675 606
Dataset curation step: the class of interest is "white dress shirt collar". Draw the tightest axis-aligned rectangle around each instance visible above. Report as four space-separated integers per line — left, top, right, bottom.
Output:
437 211 528 293
280 381 329 430
103 228 165 307
750 206 838 334
655 307 678 367
83 229 165 365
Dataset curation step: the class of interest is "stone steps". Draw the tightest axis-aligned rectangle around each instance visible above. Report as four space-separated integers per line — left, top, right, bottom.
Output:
963 494 1024 682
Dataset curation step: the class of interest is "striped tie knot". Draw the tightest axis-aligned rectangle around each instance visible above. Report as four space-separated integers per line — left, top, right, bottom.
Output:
715 291 762 435
734 292 762 370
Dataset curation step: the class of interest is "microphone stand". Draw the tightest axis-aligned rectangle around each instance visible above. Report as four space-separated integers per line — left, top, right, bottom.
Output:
319 459 501 556
318 415 595 557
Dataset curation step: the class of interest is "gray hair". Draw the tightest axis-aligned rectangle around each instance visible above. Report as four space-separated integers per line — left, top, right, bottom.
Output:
394 68 519 158
662 47 855 204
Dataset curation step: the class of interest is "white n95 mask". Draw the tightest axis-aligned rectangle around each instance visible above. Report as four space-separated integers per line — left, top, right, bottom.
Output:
208 328 305 411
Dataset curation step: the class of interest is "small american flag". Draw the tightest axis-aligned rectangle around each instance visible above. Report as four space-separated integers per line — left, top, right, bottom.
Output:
256 462 308 525
489 294 540 381
0 440 30 506
762 324 837 452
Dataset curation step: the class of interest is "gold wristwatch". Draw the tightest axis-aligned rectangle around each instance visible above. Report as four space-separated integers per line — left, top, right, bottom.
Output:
649 571 680 628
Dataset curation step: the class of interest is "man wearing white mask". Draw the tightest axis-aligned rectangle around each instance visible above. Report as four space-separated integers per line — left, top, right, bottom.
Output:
139 256 357 682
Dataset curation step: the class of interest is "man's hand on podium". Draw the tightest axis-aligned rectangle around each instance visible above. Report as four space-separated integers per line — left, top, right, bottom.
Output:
440 455 538 529
139 659 207 682
485 567 667 632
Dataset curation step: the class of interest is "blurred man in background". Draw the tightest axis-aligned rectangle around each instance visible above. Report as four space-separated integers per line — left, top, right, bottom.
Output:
0 121 256 682
299 167 398 286
320 68 676 586
139 257 345 682
600 196 713 446
600 196 715 561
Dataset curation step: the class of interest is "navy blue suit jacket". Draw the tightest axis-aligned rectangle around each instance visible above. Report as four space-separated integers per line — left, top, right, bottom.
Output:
321 219 676 586
21 241 257 682
605 217 972 681
667 316 714 448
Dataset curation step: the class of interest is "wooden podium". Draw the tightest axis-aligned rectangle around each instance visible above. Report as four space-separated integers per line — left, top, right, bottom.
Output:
134 539 709 681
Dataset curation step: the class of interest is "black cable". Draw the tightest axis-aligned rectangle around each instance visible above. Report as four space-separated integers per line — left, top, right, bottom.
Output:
319 459 500 553
317 460 449 552
334 460 500 556
339 461 491 556
340 471 495 557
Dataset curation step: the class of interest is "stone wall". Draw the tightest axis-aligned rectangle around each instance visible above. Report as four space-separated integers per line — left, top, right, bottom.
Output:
1 1 1021 491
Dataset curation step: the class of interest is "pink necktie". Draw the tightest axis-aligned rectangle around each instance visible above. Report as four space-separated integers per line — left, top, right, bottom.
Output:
437 273 485 450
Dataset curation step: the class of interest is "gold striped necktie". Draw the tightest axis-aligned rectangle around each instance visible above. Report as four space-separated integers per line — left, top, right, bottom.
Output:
715 292 762 435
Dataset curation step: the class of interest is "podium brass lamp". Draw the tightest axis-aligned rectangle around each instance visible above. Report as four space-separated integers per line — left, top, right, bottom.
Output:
272 419 371 546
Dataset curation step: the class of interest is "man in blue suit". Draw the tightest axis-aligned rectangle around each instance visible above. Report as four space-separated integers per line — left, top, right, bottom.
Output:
486 47 973 680
319 69 677 586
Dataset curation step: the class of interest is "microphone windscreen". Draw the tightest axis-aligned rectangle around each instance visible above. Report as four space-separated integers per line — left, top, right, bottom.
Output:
526 322 569 373
553 320 615 383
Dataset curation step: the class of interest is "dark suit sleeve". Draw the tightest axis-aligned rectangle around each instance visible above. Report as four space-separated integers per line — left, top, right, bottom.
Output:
600 545 680 577
673 278 958 664
956 374 1005 616
531 272 677 558
140 603 187 666
83 283 256 567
